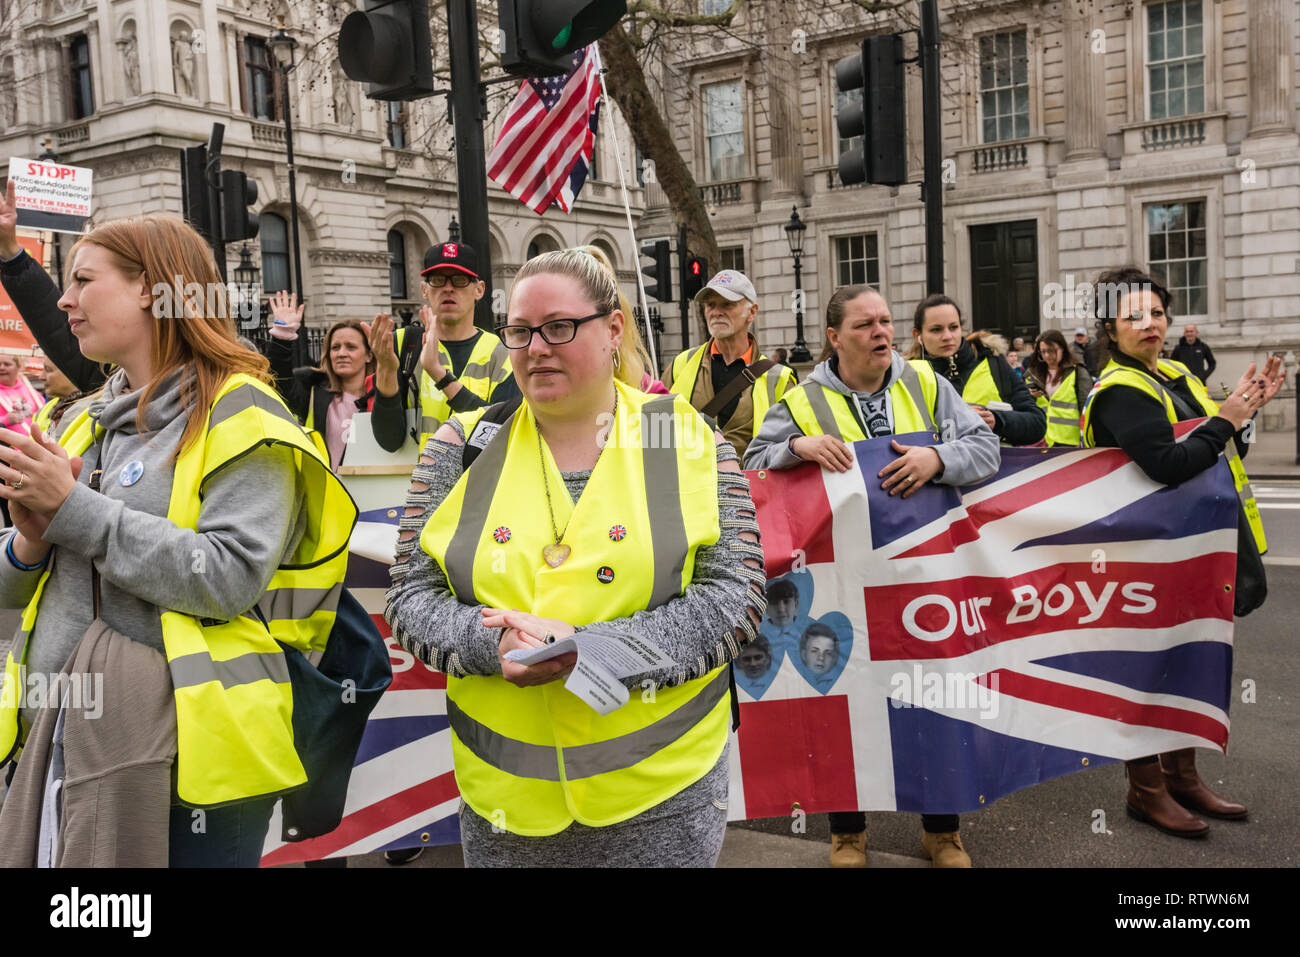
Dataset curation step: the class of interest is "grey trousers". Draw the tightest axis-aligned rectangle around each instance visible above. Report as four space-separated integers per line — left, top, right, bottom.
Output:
459 744 730 868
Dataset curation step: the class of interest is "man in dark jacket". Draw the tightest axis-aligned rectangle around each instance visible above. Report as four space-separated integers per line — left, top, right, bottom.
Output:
1170 324 1216 385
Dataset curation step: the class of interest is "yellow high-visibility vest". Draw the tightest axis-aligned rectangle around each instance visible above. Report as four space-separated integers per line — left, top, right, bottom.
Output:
960 357 1000 407
419 380 727 835
1081 357 1266 553
0 374 358 806
668 342 796 440
779 359 939 441
1037 368 1083 447
417 330 512 448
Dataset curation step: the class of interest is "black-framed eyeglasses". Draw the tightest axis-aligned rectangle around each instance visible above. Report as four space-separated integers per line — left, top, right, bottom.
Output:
422 273 474 288
496 312 606 350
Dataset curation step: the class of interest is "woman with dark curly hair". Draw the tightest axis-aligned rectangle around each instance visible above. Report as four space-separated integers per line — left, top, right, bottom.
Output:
1080 265 1282 839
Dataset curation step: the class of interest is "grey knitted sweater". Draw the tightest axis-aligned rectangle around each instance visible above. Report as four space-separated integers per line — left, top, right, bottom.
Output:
385 419 766 690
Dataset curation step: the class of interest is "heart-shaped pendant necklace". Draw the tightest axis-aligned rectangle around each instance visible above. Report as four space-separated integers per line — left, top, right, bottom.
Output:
536 391 617 569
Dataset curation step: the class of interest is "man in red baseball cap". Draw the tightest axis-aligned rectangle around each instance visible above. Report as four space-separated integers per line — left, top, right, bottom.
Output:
412 241 519 449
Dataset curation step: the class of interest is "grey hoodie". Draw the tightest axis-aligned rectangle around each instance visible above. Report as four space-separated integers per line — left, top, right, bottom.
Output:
0 367 305 727
743 351 1001 486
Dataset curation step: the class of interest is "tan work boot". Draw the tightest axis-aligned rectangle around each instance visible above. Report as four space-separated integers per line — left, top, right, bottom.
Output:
922 829 972 867
829 831 867 868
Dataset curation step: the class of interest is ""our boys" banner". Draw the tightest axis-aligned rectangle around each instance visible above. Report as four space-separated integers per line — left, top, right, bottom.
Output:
262 428 1239 863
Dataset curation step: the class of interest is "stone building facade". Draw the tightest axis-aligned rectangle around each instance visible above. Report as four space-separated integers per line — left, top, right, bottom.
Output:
639 0 1300 428
0 0 646 336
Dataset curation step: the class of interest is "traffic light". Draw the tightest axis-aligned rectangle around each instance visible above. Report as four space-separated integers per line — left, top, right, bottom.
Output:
682 256 707 301
220 170 259 243
338 0 435 101
180 145 213 242
499 0 628 78
640 239 672 303
834 34 907 187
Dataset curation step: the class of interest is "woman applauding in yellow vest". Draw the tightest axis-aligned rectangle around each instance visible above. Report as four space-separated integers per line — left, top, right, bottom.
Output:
385 247 765 867
0 216 354 867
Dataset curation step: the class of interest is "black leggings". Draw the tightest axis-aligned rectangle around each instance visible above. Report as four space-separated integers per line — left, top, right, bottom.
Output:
829 811 959 834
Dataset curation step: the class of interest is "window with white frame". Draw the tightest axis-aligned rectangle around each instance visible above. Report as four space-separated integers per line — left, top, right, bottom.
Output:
703 80 745 181
835 234 880 287
701 0 730 14
719 246 745 273
978 30 1029 142
1147 0 1204 119
1146 200 1207 316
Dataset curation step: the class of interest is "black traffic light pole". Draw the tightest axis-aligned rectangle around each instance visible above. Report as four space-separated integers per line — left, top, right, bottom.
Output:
447 0 494 332
920 0 943 294
677 223 690 352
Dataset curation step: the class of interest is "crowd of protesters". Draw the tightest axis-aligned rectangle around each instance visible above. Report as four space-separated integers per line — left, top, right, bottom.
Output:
0 169 1285 869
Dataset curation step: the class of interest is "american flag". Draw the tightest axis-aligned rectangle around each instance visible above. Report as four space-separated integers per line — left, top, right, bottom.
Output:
730 423 1239 818
487 46 603 215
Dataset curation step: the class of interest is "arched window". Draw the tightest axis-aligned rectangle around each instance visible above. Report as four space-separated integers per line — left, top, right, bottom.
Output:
259 212 290 294
526 234 559 261
388 229 407 300
591 239 617 268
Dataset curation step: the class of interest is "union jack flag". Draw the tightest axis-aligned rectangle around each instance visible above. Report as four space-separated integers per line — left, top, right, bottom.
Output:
487 46 603 216
731 423 1239 818
260 514 460 865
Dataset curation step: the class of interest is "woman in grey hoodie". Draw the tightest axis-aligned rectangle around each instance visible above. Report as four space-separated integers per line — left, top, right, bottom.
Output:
745 284 1000 869
0 215 349 867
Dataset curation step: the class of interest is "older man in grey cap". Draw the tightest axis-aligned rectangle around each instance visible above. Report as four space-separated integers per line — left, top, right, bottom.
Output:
662 269 796 459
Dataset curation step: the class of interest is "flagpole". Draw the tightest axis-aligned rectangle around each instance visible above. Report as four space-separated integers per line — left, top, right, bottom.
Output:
594 49 659 375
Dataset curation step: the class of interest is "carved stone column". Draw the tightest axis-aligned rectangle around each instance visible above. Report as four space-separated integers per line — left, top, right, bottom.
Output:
1063 0 1105 158
1247 0 1295 135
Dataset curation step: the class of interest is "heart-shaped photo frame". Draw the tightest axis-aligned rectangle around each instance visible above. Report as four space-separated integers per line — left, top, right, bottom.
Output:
739 570 815 699
788 611 854 695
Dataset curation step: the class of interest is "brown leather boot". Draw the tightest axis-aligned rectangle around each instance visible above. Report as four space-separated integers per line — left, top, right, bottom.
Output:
1160 748 1248 820
829 831 867 868
1126 758 1209 838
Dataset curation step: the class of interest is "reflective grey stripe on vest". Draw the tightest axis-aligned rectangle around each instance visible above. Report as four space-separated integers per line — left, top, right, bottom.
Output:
443 408 519 600
448 666 730 782
11 625 31 666
897 362 937 433
169 649 291 690
802 385 843 437
209 384 301 433
421 415 440 436
641 396 690 609
259 582 343 622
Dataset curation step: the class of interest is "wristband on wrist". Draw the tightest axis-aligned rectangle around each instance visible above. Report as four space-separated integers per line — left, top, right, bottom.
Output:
6 535 50 571
434 370 457 392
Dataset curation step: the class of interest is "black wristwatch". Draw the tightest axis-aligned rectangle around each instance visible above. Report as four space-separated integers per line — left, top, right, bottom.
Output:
434 370 457 391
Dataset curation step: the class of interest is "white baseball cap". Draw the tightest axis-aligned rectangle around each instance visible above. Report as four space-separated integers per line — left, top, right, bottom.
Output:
694 269 757 304
1074 327 1087 336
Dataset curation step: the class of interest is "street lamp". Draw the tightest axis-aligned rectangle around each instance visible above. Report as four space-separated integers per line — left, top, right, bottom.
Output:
785 205 812 363
447 215 461 244
233 243 260 329
266 23 306 363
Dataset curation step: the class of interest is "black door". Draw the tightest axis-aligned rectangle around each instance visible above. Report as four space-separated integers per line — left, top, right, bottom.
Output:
969 220 1039 347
